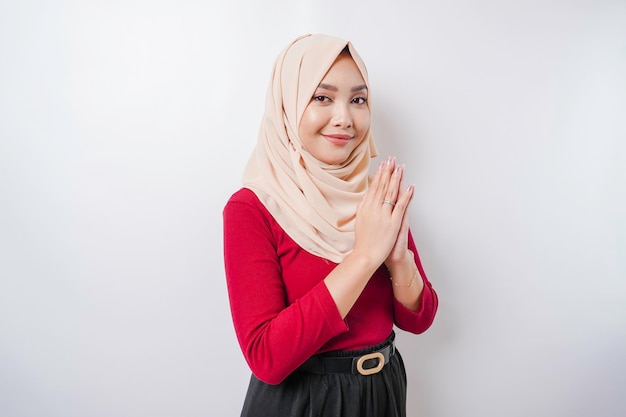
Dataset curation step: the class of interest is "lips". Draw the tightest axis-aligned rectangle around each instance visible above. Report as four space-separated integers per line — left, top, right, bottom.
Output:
322 134 353 146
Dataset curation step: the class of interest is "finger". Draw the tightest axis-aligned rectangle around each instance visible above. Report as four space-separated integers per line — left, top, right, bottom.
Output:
366 157 393 207
398 201 410 234
376 157 396 205
383 164 404 209
375 157 393 191
391 184 414 221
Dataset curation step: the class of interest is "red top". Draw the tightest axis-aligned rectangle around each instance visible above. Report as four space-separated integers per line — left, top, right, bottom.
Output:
223 188 438 384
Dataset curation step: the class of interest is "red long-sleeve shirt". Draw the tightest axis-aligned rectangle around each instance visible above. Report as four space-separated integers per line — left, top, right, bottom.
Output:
223 188 438 384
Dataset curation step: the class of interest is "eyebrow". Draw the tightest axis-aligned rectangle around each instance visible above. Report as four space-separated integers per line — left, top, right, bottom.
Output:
317 83 368 93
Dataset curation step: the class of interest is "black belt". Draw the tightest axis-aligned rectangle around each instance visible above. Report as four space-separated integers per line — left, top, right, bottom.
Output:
298 340 395 376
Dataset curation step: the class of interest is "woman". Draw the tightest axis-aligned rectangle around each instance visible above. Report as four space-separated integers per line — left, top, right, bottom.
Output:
223 34 438 417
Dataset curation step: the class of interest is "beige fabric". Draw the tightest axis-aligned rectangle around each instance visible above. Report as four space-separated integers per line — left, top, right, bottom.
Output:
242 34 377 263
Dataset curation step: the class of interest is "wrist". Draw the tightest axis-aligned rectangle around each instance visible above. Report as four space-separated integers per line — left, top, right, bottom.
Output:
385 249 414 271
390 266 419 288
346 249 383 274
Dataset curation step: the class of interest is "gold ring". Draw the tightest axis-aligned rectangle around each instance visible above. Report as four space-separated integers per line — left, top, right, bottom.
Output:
382 200 396 206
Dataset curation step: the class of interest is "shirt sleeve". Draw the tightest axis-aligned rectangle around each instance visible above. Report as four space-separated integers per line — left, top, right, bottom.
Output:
392 230 439 334
223 196 349 385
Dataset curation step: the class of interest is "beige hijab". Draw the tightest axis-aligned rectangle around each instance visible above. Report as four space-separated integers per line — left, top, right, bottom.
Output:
243 34 377 263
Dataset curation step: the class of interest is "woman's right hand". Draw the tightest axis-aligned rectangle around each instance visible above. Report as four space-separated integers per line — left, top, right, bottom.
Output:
352 156 414 267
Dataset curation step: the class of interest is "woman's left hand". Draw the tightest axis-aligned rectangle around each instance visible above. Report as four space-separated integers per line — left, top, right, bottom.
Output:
384 163 414 267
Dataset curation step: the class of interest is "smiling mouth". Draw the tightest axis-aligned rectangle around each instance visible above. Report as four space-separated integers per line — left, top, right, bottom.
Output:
322 134 353 146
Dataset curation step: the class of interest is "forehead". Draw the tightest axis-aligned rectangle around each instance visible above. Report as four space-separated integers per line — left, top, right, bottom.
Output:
318 54 366 86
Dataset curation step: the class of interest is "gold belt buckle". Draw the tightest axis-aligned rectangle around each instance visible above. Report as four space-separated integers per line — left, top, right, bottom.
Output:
356 352 385 376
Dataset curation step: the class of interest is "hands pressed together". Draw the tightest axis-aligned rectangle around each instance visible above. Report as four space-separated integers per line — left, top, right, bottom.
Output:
353 156 414 268
324 156 423 317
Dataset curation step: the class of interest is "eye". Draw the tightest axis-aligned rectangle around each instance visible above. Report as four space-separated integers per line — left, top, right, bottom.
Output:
352 97 368 105
312 95 332 102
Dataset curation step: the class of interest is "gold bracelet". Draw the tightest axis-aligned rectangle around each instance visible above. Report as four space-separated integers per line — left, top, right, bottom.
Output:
390 267 418 287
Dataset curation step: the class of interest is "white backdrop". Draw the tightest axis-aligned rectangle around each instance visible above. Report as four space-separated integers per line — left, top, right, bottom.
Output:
1 1 625 416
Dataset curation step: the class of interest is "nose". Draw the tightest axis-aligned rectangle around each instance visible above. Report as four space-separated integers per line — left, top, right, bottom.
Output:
332 102 352 128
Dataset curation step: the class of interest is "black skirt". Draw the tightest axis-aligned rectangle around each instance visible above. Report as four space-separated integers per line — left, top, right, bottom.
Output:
240 333 407 417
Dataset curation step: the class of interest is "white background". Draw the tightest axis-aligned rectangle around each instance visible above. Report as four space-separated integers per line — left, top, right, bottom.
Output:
1 1 625 416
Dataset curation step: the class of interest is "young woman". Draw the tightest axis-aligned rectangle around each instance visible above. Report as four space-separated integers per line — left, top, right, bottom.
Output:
223 34 438 417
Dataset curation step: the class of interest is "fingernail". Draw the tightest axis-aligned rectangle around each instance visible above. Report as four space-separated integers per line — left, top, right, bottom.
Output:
386 156 392 166
378 161 384 170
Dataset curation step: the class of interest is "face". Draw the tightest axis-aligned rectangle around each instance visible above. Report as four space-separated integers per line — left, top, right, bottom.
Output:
298 53 371 166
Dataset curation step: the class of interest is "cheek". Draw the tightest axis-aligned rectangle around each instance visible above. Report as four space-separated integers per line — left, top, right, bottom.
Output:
300 107 326 136
356 110 371 134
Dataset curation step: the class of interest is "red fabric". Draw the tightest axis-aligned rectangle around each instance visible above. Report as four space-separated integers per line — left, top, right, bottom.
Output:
223 188 438 384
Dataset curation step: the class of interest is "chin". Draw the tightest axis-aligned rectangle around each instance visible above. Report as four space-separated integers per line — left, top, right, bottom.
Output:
321 154 349 165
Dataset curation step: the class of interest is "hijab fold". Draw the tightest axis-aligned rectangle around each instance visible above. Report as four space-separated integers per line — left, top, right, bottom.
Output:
243 34 377 263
